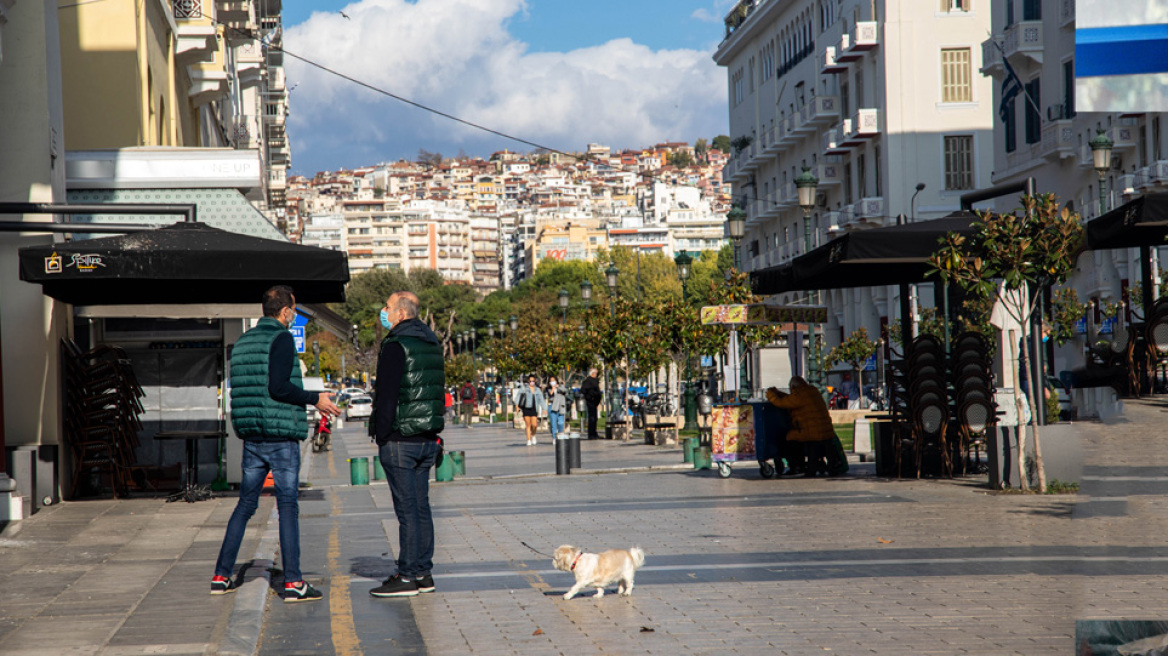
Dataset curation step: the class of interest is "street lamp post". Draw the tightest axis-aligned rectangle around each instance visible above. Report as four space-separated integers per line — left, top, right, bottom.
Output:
559 287 570 326
725 205 746 400
498 318 508 424
1091 129 1115 214
910 182 926 222
605 264 620 421
675 251 697 427
312 339 320 377
796 167 823 397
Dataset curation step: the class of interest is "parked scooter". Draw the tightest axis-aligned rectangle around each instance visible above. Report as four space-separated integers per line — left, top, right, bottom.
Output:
312 414 332 452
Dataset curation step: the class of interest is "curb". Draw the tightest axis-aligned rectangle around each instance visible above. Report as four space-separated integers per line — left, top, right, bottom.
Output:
216 440 312 656
443 463 695 482
217 504 277 656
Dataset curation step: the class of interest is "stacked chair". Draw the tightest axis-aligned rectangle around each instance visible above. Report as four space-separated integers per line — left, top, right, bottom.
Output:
61 340 145 498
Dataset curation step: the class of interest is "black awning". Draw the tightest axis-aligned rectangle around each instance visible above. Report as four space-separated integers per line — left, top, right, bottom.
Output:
752 212 981 294
1086 192 1168 251
19 222 350 304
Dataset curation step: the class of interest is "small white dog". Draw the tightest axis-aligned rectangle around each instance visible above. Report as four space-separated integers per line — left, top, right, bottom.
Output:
553 545 645 600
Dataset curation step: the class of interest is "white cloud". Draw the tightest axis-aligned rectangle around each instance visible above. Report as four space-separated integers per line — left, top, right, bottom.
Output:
284 0 727 171
691 8 719 23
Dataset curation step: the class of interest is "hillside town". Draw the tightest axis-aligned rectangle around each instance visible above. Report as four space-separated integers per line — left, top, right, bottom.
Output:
286 142 733 295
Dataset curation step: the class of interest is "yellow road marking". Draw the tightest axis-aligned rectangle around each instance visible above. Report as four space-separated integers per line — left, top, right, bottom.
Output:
328 493 361 656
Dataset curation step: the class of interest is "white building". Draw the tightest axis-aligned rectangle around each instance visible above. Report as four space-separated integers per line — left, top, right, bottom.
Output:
300 213 344 251
980 0 1168 417
714 0 993 350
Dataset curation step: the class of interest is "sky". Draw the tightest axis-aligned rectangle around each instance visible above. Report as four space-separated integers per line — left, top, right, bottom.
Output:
281 0 736 174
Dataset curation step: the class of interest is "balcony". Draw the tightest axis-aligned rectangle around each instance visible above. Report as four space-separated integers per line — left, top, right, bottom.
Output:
758 191 779 218
802 95 839 127
838 204 856 229
777 114 798 146
1111 123 1137 151
1003 20 1043 65
1117 173 1135 196
1059 0 1074 28
820 46 846 74
824 211 842 232
848 21 879 52
835 32 858 62
980 37 1004 76
762 126 781 155
741 142 759 172
1040 119 1075 160
813 160 843 186
823 120 850 154
851 197 885 227
776 182 797 208
842 108 880 145
1153 161 1168 187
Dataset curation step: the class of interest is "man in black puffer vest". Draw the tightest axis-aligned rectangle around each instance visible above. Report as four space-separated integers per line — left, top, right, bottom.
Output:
369 291 446 598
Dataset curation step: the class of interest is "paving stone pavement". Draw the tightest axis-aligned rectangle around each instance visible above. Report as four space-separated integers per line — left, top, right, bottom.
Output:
251 406 1168 655
5 402 1168 655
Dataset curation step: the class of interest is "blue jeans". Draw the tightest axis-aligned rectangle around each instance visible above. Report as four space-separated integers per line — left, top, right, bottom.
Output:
379 440 439 578
548 411 565 441
215 440 303 583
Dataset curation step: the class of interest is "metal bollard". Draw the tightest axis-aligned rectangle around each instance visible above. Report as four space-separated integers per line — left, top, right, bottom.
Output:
435 453 455 482
349 457 369 485
682 437 697 464
450 450 466 476
555 434 571 475
568 432 581 469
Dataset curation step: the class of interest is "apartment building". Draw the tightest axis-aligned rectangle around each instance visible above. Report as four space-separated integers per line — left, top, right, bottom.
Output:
980 0 1168 416
470 214 502 296
341 197 407 274
404 201 472 284
714 0 993 346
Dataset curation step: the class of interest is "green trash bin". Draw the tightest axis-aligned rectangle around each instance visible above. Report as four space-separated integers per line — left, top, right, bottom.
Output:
450 451 466 477
372 455 386 481
349 457 369 485
435 453 455 482
693 446 712 470
682 437 697 464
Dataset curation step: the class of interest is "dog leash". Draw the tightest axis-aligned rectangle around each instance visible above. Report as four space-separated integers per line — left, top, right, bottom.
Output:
520 541 555 558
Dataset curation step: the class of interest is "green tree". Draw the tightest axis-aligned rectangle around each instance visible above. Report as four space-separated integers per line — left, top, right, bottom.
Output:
826 327 878 390
930 194 1085 492
445 352 477 386
711 135 731 154
668 151 695 168
694 138 709 161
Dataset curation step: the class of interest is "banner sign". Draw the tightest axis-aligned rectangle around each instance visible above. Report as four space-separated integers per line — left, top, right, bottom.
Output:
700 304 828 326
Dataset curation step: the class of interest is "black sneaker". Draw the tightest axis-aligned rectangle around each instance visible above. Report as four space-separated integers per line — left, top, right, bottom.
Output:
415 574 435 593
370 574 420 598
210 576 236 595
283 581 323 603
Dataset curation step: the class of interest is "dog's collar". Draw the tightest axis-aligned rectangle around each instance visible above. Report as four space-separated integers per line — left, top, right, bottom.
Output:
570 553 583 571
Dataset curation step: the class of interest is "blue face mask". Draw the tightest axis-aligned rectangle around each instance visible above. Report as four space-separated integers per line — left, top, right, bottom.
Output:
380 308 393 330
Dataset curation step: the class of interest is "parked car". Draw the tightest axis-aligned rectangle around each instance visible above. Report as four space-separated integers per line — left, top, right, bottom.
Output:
346 395 374 421
340 386 367 397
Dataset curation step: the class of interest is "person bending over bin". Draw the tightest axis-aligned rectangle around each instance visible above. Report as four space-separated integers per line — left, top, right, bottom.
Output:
766 377 838 477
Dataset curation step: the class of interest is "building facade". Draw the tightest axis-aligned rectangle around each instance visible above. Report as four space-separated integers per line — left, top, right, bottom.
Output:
980 0 1168 417
715 0 994 353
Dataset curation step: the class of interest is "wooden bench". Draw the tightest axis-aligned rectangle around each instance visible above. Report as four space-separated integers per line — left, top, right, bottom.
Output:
645 421 678 446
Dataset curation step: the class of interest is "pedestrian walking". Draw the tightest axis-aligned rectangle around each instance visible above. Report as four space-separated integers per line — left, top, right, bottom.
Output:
444 388 455 424
581 368 602 440
546 376 568 441
513 375 546 446
212 285 339 603
459 380 476 427
369 291 445 598
839 373 861 410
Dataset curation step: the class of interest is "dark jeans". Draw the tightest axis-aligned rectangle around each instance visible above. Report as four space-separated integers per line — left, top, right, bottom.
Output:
379 439 440 578
215 440 303 582
586 402 600 439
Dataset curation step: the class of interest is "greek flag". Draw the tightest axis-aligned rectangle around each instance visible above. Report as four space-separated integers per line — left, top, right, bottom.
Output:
998 52 1024 123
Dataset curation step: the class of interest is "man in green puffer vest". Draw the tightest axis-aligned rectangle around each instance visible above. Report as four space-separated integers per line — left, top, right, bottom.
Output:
369 291 446 598
212 286 339 603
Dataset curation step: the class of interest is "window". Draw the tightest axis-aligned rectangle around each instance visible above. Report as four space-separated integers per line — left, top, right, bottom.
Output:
732 69 745 106
855 70 865 109
1063 60 1075 118
857 154 867 198
942 0 969 11
874 145 883 196
749 57 756 93
944 136 975 190
1022 0 1041 21
941 48 972 103
1024 78 1041 144
1004 98 1016 152
843 162 853 204
1155 117 1163 162
841 82 850 115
